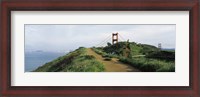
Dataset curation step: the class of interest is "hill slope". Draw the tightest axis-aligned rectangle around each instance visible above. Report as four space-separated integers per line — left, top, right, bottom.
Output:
34 47 105 72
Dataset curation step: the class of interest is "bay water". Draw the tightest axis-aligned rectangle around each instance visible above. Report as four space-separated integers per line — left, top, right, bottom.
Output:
25 51 65 72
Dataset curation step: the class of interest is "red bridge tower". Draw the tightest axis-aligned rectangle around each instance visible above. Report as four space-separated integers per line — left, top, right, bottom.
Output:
112 33 118 44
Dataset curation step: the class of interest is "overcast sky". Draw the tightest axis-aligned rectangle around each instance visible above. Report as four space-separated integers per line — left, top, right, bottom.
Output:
25 24 176 53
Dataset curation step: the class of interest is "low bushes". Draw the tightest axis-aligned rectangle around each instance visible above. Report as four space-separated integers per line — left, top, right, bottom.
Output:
119 57 175 72
92 47 118 58
146 50 175 61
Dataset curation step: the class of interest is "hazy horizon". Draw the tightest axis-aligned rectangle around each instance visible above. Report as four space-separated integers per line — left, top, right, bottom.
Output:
25 24 176 53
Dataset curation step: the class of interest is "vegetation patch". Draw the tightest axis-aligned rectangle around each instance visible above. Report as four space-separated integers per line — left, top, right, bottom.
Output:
92 47 118 58
146 50 175 61
62 55 104 72
119 57 175 72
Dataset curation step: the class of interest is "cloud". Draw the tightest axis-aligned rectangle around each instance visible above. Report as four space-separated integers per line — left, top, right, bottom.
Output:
25 24 175 52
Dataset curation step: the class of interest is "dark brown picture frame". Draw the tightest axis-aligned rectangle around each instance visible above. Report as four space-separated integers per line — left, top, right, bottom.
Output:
0 0 199 97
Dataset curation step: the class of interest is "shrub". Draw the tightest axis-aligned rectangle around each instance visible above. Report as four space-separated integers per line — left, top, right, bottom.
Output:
104 57 112 61
156 63 175 72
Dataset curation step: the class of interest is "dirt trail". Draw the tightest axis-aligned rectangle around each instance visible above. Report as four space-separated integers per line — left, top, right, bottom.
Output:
86 48 140 72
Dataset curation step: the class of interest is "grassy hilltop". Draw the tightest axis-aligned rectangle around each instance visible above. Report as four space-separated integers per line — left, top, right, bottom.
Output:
33 42 175 72
34 47 105 72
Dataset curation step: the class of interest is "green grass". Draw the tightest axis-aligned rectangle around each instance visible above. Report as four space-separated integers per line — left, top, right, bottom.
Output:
33 47 105 72
119 57 175 72
62 55 104 72
91 47 106 55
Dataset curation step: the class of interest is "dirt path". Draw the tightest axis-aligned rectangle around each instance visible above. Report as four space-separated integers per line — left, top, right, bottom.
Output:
86 48 140 72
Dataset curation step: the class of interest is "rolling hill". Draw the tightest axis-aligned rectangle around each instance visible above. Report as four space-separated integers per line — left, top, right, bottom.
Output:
33 42 175 72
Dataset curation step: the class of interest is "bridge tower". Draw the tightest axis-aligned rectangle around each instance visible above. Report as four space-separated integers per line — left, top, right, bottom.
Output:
112 33 118 44
158 43 162 50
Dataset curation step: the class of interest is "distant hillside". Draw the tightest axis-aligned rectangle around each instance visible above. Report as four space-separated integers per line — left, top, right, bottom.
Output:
33 47 104 72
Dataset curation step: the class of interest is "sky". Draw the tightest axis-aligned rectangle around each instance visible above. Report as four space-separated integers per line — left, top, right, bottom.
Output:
25 24 176 53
